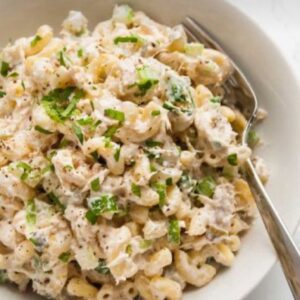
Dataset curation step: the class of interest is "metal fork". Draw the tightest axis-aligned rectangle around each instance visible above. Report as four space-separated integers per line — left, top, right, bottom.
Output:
182 17 300 299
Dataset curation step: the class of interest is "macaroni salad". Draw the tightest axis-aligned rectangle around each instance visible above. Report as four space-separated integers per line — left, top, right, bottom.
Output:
0 5 268 300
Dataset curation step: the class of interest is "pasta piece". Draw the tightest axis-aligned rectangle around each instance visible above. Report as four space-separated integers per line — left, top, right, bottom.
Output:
144 248 172 276
175 250 216 287
67 277 98 298
25 25 53 56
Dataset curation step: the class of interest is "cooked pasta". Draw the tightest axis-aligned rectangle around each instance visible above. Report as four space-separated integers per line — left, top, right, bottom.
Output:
0 4 268 300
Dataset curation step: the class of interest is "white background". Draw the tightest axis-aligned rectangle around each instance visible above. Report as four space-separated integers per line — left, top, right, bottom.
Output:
227 0 300 299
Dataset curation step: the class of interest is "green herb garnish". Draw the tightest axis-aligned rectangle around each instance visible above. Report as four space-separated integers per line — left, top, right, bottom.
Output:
73 123 84 144
58 50 67 67
77 48 83 58
26 199 36 225
136 65 159 95
151 110 161 116
166 177 173 186
17 162 32 181
91 178 100 192
154 182 166 207
114 35 140 44
114 146 121 161
210 96 221 104
86 194 119 224
77 116 94 126
145 140 162 148
104 125 119 138
168 219 180 244
58 251 71 263
104 108 125 123
41 87 84 122
131 183 141 197
0 61 10 77
47 192 65 211
31 35 42 47
194 176 216 198
0 91 6 98
34 125 53 135
227 153 238 166
95 259 110 274
9 72 18 77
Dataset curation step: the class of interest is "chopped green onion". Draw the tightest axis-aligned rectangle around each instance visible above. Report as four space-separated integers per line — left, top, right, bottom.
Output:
21 80 25 90
92 119 102 129
153 182 166 207
0 91 6 98
168 219 180 244
77 116 94 126
104 125 119 138
47 192 65 211
85 210 97 224
184 42 204 56
91 178 100 192
86 194 119 224
58 138 70 148
17 162 32 181
61 90 84 118
131 183 141 197
9 72 18 77
31 35 42 47
41 164 54 174
104 108 125 123
73 123 84 144
114 146 121 161
163 101 176 112
29 237 39 247
227 153 238 166
151 110 161 116
34 125 53 135
95 259 110 274
166 177 173 186
0 61 10 77
77 48 83 58
145 140 162 148
58 251 71 263
170 84 187 103
26 199 36 225
136 65 159 95
178 172 193 190
149 163 157 173
247 130 260 148
104 137 112 148
210 96 221 104
58 50 67 67
41 87 83 122
194 176 216 198
114 35 140 44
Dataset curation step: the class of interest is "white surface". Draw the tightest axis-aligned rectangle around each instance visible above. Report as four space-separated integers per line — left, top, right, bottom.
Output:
226 1 300 299
0 1 300 300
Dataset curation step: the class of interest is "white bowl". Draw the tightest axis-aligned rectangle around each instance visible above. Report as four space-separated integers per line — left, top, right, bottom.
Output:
1 0 300 299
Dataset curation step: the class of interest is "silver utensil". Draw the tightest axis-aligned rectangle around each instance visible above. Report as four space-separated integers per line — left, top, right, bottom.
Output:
182 17 300 299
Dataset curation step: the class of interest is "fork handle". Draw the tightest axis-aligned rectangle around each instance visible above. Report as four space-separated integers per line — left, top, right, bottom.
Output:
245 159 300 299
